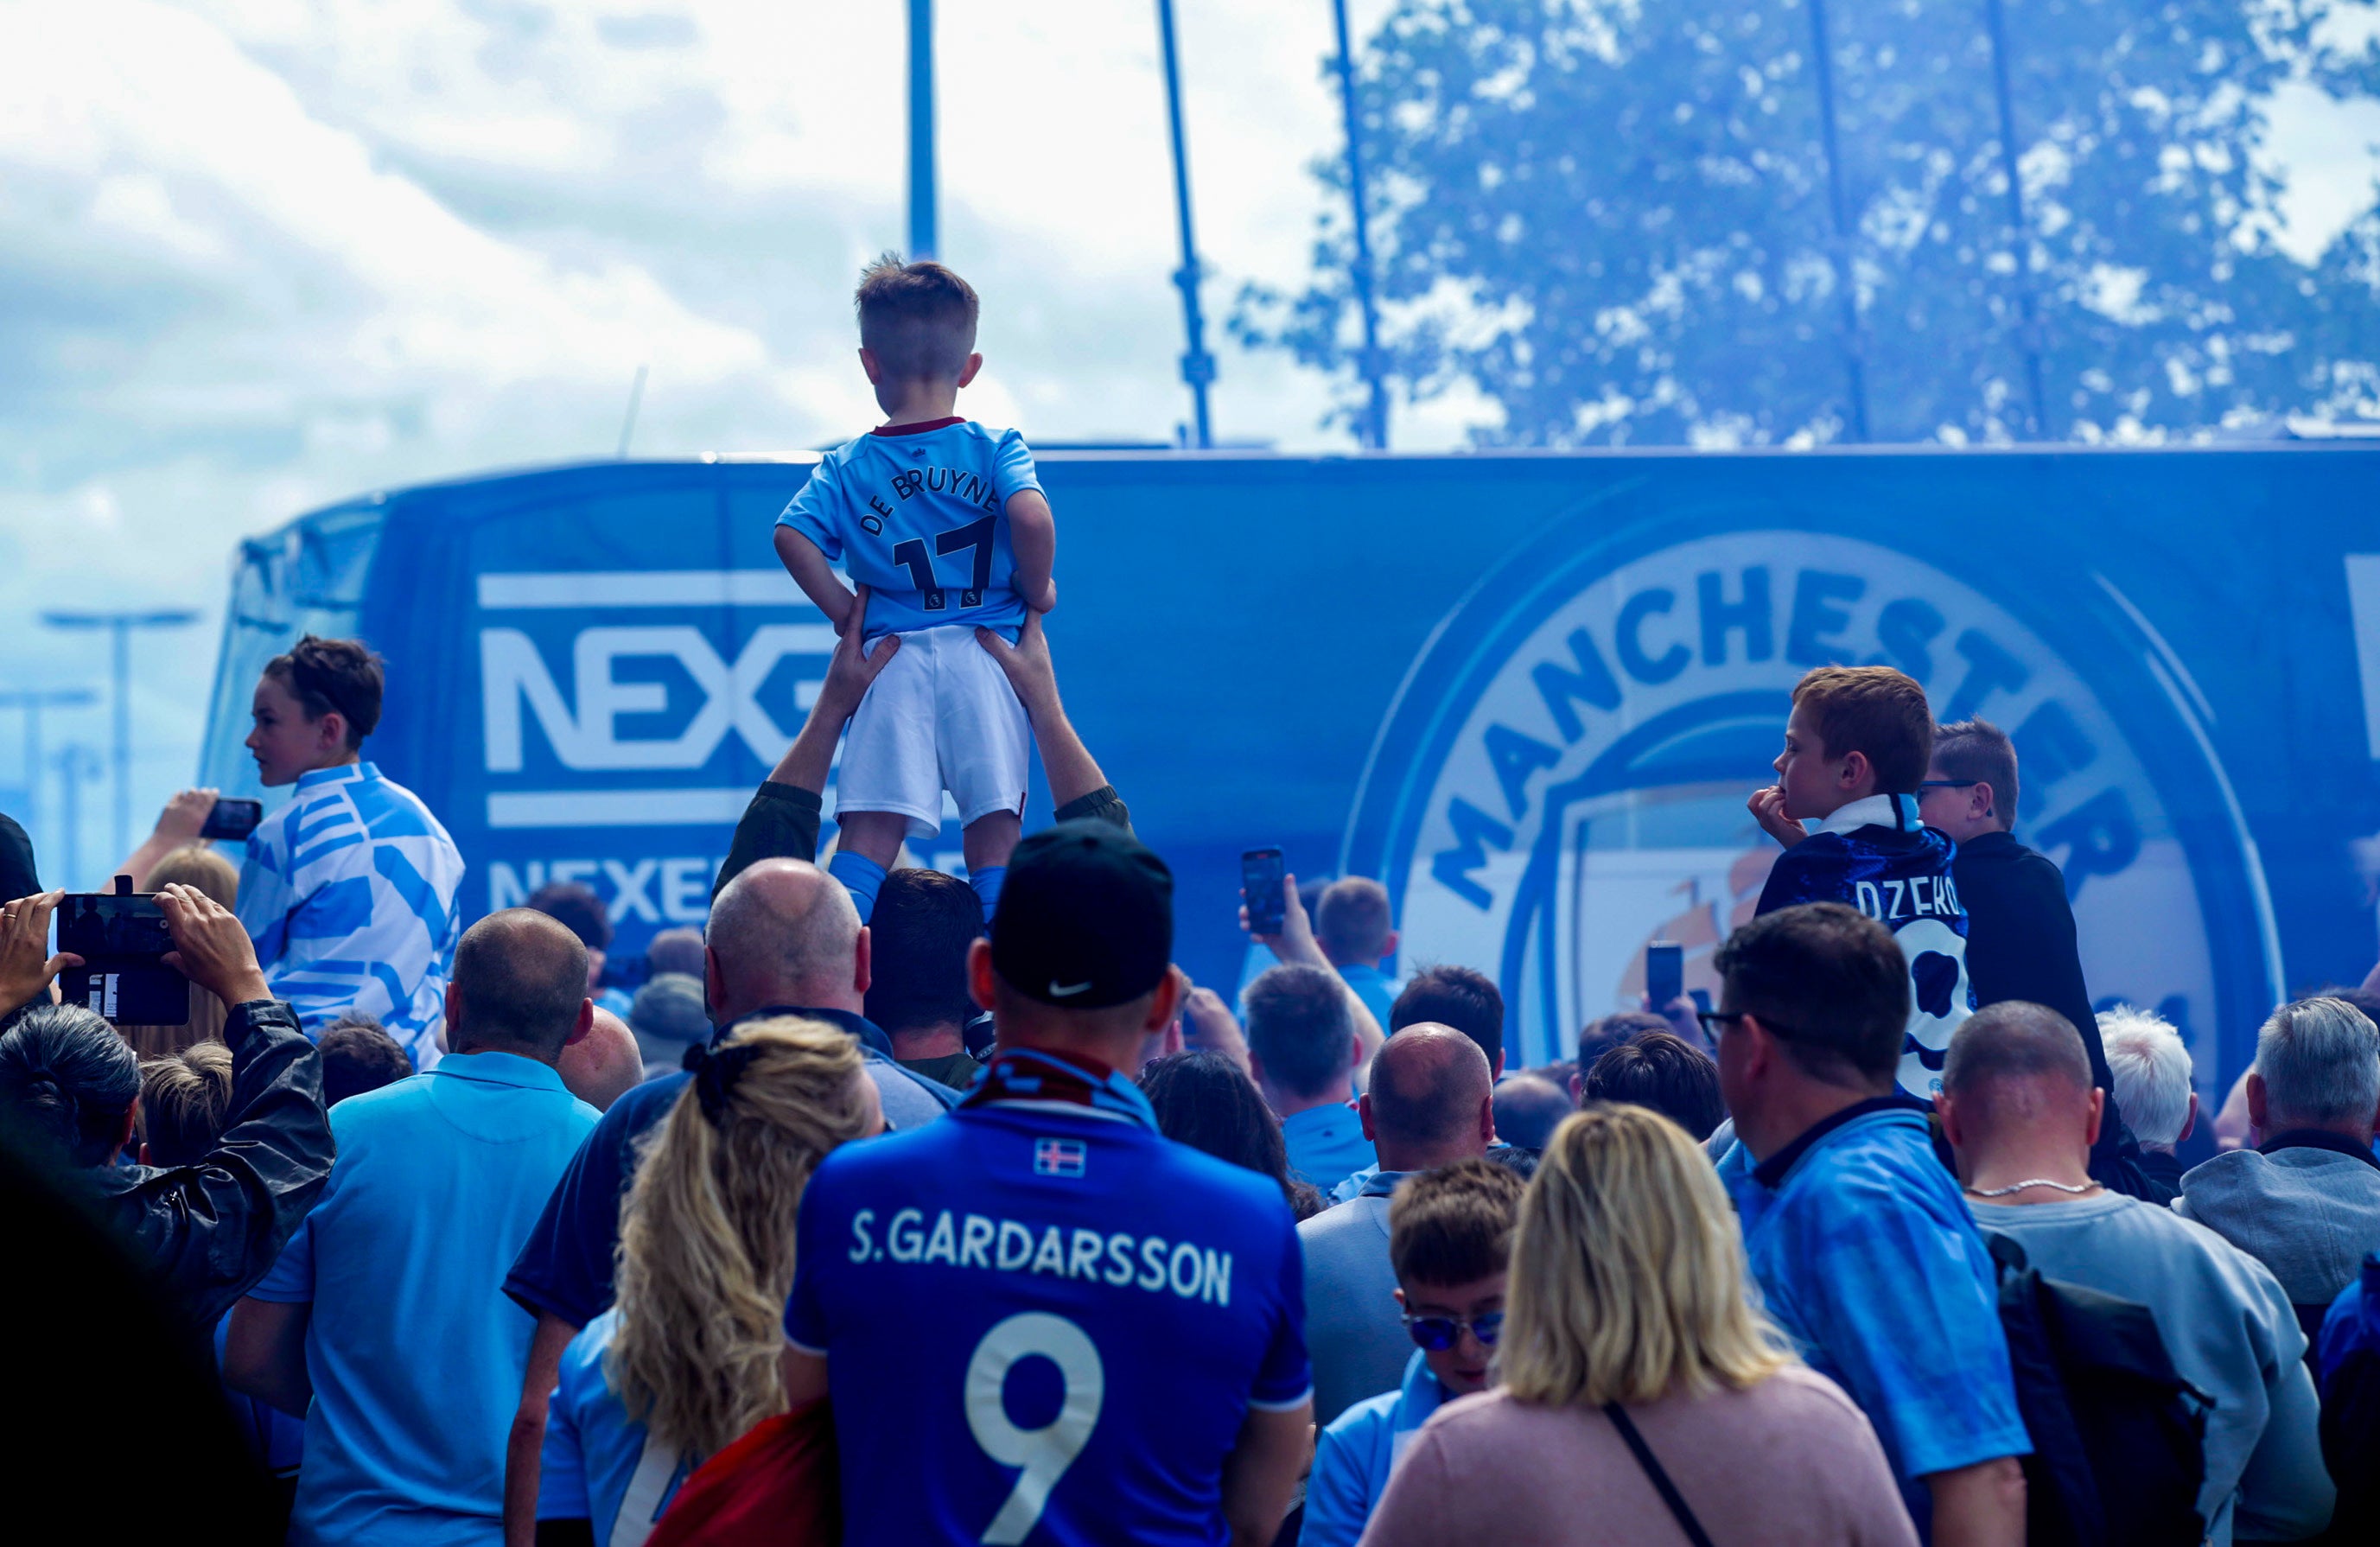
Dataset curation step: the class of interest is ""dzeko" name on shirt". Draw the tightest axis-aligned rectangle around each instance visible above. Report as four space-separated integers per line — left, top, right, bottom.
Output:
1852 875 1963 926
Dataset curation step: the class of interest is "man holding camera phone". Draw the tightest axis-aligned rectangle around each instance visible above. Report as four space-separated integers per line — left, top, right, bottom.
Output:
0 884 334 1327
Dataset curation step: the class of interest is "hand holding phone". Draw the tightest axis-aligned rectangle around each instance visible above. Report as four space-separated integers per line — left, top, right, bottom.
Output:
156 882 272 1010
1645 941 1683 1011
200 799 264 842
58 876 185 1024
1241 848 1286 935
0 890 83 1017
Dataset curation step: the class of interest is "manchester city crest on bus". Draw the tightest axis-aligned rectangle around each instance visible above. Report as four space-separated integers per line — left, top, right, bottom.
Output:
1344 520 2281 1073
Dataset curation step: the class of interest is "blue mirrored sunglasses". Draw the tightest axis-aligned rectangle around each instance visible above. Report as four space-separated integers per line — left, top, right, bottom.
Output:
1403 1308 1504 1352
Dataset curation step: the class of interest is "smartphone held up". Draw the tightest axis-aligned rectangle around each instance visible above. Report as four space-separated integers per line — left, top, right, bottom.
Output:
1241 847 1286 934
57 875 186 1025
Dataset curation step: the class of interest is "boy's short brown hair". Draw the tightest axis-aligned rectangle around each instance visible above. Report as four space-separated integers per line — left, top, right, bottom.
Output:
1389 1156 1525 1289
1791 665 1932 795
266 634 385 749
856 252 979 380
1930 718 2020 829
1315 876 1393 963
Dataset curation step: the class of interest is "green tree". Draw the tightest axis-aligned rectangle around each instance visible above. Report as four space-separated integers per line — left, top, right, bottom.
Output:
1238 0 2380 445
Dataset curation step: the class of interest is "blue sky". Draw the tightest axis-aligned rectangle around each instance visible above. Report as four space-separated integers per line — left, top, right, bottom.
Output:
2 0 2376 882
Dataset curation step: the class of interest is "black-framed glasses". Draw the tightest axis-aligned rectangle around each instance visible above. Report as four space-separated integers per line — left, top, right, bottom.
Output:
1916 780 1980 792
1403 1308 1504 1352
1696 1009 1801 1041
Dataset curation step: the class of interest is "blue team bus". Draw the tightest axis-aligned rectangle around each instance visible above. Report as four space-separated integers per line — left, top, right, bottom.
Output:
199 442 2380 1086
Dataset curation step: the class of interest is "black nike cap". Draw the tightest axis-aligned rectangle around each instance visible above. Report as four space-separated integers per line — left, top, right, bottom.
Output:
990 820 1174 1009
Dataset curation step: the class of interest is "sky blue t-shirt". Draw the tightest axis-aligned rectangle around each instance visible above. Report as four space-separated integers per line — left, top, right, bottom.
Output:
250 1052 599 1547
538 1309 687 1547
1721 1099 2029 1533
785 1053 1311 1546
1335 964 1397 1037
1302 1350 1450 1547
1281 1102 1375 1194
775 418 1041 640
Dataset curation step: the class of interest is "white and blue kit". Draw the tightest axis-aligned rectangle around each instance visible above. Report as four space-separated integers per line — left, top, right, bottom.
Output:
237 761 465 1069
776 419 1040 851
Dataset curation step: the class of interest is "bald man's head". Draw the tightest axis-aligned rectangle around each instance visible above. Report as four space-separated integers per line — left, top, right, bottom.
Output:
1365 1023 1496 1168
1939 1002 2099 1154
706 859 867 1020
450 908 589 1060
558 1008 644 1111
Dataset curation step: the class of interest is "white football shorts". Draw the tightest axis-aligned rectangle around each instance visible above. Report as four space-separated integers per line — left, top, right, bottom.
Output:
837 624 1034 842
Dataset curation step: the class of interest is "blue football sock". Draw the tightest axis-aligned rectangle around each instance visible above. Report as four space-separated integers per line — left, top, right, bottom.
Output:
829 850 888 923
969 865 1006 925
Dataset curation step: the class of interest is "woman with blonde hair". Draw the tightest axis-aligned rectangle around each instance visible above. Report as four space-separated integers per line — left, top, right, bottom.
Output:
535 1015 882 1547
1362 1103 1917 1546
116 843 239 1058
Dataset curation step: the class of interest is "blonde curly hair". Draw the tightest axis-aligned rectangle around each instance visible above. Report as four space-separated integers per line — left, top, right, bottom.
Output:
608 1015 875 1457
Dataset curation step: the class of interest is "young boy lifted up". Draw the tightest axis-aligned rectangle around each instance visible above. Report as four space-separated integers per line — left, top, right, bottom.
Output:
1748 665 1973 1096
774 254 1056 924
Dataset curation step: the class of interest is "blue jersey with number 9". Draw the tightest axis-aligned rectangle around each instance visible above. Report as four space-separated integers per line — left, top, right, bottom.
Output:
786 1099 1311 1546
776 419 1041 641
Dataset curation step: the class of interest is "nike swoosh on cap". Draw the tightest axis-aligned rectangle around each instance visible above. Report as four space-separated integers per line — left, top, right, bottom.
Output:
1047 980 1092 997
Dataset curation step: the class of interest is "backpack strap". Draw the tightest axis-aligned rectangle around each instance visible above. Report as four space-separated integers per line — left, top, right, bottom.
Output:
1605 1404 1717 1547
611 1430 686 1547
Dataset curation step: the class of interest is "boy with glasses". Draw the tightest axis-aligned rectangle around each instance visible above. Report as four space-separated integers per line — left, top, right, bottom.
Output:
1923 717 2147 1193
1303 1159 1524 1547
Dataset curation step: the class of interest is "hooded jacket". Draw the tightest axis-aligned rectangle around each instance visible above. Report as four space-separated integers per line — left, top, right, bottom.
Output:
2177 1134 2380 1311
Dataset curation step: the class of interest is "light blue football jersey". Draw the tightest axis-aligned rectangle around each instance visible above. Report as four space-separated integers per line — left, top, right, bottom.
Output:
776 417 1041 640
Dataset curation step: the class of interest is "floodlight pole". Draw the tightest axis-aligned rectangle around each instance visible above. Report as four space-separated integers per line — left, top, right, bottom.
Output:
40 609 200 861
54 745 99 888
1804 0 1872 442
1983 0 2051 440
1156 0 1216 448
907 0 938 258
0 689 98 863
1331 0 1390 449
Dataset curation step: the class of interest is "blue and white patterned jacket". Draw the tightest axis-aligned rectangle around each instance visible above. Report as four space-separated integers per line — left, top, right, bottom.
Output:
237 762 464 1069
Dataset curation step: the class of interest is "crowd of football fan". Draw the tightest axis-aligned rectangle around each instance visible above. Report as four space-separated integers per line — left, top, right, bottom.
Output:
5 627 2380 1547
16 239 2380 1547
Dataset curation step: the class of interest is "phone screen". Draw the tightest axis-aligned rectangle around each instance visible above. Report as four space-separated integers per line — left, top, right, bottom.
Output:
57 893 175 962
1242 848 1286 933
57 893 187 1025
200 799 264 841
1645 940 1684 1009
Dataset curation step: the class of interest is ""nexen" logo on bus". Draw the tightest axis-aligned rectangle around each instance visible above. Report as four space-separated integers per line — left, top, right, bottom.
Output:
474 570 834 831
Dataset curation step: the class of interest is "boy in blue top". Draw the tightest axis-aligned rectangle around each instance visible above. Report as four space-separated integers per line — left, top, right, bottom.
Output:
774 254 1056 926
1749 665 1972 1097
1305 1159 1521 1547
781 820 1314 1545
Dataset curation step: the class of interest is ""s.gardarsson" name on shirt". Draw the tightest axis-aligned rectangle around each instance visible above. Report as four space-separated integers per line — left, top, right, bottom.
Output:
847 1207 1234 1306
